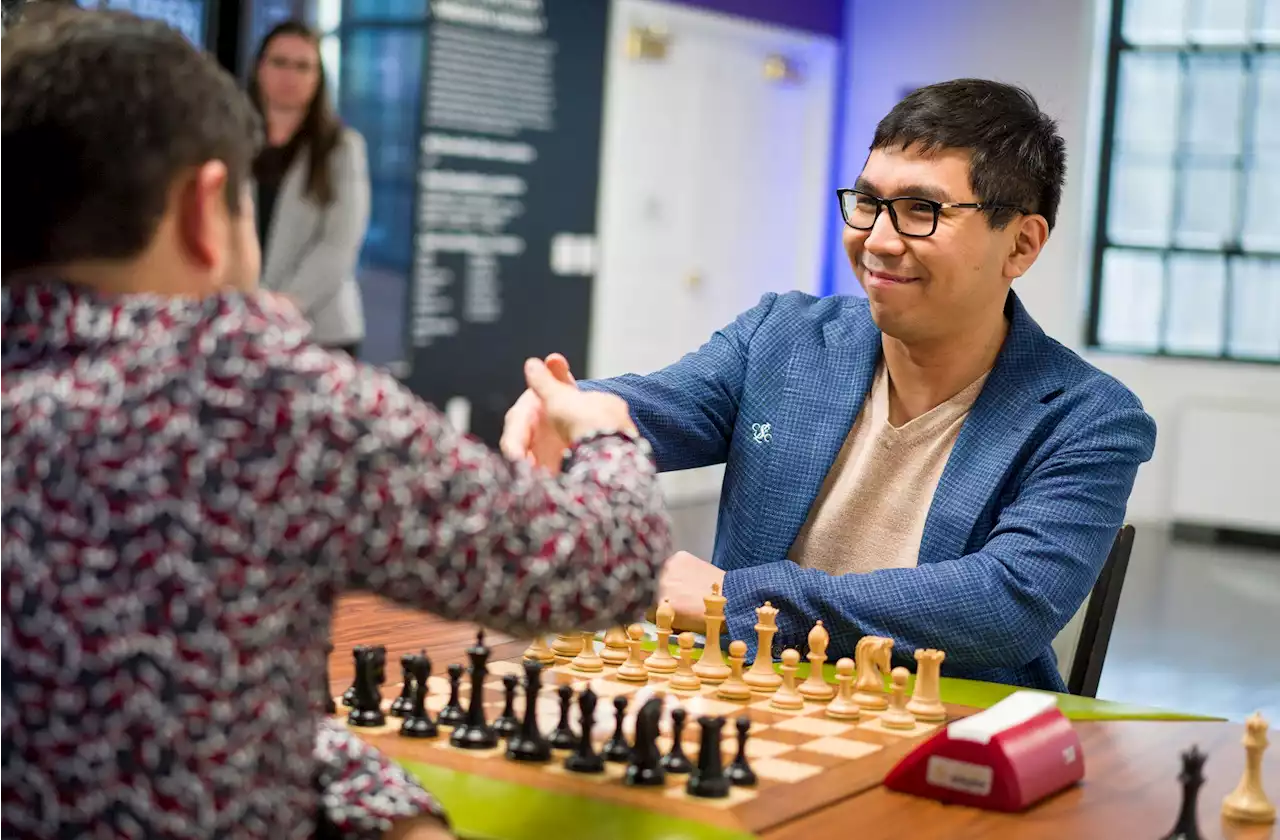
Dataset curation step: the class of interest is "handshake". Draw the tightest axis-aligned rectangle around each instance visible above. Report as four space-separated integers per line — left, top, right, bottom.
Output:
499 353 638 472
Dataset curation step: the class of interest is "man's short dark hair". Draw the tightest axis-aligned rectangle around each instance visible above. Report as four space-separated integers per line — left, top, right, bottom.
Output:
1 8 260 275
871 79 1066 232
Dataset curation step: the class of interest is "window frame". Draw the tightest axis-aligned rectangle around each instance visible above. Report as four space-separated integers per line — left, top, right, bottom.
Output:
1086 0 1280 364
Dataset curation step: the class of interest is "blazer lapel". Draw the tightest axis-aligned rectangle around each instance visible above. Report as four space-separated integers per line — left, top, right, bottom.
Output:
918 293 1060 565
756 303 881 562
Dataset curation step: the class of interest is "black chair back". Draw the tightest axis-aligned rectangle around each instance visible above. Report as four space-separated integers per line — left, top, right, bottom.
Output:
1068 524 1135 697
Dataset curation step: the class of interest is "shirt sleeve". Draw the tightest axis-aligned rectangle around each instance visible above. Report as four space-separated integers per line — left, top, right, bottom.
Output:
291 348 673 636
313 718 447 840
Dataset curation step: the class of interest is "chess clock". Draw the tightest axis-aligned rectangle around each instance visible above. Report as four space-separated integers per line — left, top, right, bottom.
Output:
884 691 1085 811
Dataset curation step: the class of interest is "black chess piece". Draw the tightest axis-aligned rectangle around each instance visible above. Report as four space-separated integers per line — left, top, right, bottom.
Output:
389 652 415 717
660 707 693 774
624 698 666 787
1159 745 1207 840
370 645 387 687
687 716 730 799
727 716 757 786
564 686 604 774
400 654 438 739
437 663 465 727
347 647 386 727
342 645 365 707
323 643 337 715
505 660 551 762
492 673 520 738
450 630 498 749
602 696 631 763
549 683 576 750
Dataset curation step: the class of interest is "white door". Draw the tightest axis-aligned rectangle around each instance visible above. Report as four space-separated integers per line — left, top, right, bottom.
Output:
590 0 839 504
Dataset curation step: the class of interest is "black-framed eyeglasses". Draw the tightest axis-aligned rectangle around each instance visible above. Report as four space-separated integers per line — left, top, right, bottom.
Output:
836 188 1030 238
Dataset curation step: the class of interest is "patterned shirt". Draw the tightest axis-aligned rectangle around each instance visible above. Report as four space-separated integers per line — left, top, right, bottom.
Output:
1 279 671 839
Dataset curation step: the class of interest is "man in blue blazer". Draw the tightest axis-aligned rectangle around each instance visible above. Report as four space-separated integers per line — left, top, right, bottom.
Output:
503 79 1156 692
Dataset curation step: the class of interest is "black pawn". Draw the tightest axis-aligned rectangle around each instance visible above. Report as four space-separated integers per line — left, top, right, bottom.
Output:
602 696 631 763
660 707 693 774
687 716 730 799
347 647 385 727
549 684 576 750
505 660 552 762
727 716 757 786
400 655 438 739
492 673 520 738
564 687 604 774
437 663 465 727
1160 745 1207 840
450 631 498 749
389 652 415 717
342 645 365 707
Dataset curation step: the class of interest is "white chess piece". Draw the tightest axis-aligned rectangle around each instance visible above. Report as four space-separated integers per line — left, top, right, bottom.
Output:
570 631 603 673
825 658 860 721
668 632 702 692
1222 712 1277 824
645 600 678 674
771 649 805 711
797 621 835 701
906 648 946 721
744 602 782 692
879 667 916 730
692 583 731 684
616 624 650 683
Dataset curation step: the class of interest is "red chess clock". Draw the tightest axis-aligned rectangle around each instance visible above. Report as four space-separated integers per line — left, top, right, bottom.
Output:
884 690 1085 811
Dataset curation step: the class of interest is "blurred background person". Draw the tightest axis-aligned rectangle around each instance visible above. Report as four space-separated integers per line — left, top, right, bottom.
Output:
249 19 368 358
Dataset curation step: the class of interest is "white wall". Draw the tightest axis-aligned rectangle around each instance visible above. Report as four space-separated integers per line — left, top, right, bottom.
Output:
837 0 1280 530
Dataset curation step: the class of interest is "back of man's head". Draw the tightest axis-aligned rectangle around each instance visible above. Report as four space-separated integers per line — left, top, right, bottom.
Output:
2 8 260 281
871 78 1066 233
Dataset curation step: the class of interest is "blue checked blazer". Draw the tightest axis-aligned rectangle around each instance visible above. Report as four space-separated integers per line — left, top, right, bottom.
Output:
582 290 1157 692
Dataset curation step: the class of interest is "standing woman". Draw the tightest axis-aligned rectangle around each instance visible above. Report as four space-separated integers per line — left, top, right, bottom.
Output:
250 21 367 357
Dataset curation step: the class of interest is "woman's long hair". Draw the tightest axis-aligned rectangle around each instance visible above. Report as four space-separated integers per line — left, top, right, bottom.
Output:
248 20 341 204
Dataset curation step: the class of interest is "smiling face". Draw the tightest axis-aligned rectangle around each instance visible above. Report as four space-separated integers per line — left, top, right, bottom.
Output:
844 143 1047 348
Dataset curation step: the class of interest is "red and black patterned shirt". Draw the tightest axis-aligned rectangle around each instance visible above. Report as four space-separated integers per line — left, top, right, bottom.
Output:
1 280 672 838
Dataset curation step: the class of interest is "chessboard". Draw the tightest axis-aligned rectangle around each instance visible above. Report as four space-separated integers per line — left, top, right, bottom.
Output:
329 595 981 835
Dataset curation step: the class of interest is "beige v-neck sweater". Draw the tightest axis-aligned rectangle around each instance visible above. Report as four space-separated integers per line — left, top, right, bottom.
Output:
788 361 990 575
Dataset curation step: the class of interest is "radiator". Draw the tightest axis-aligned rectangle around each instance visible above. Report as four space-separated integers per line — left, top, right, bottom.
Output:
1170 404 1280 535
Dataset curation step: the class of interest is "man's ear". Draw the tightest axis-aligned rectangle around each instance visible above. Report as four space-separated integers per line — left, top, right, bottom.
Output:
1004 213 1050 280
175 161 231 270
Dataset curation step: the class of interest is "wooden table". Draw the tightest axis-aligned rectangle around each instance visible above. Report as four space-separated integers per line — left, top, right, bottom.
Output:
331 595 1277 840
766 719 1278 840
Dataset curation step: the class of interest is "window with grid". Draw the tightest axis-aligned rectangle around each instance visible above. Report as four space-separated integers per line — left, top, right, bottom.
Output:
1088 0 1280 362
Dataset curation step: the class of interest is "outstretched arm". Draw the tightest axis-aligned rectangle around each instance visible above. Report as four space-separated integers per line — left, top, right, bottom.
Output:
579 292 779 472
720 406 1156 675
291 352 672 637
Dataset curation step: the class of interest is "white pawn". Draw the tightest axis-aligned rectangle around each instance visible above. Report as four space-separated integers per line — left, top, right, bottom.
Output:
770 649 805 711
668 632 702 693
825 658 860 721
616 624 650 683
570 631 603 673
879 667 917 730
716 640 752 701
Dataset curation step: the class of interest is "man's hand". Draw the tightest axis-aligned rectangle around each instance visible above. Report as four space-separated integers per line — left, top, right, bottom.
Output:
500 353 575 473
658 551 726 633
